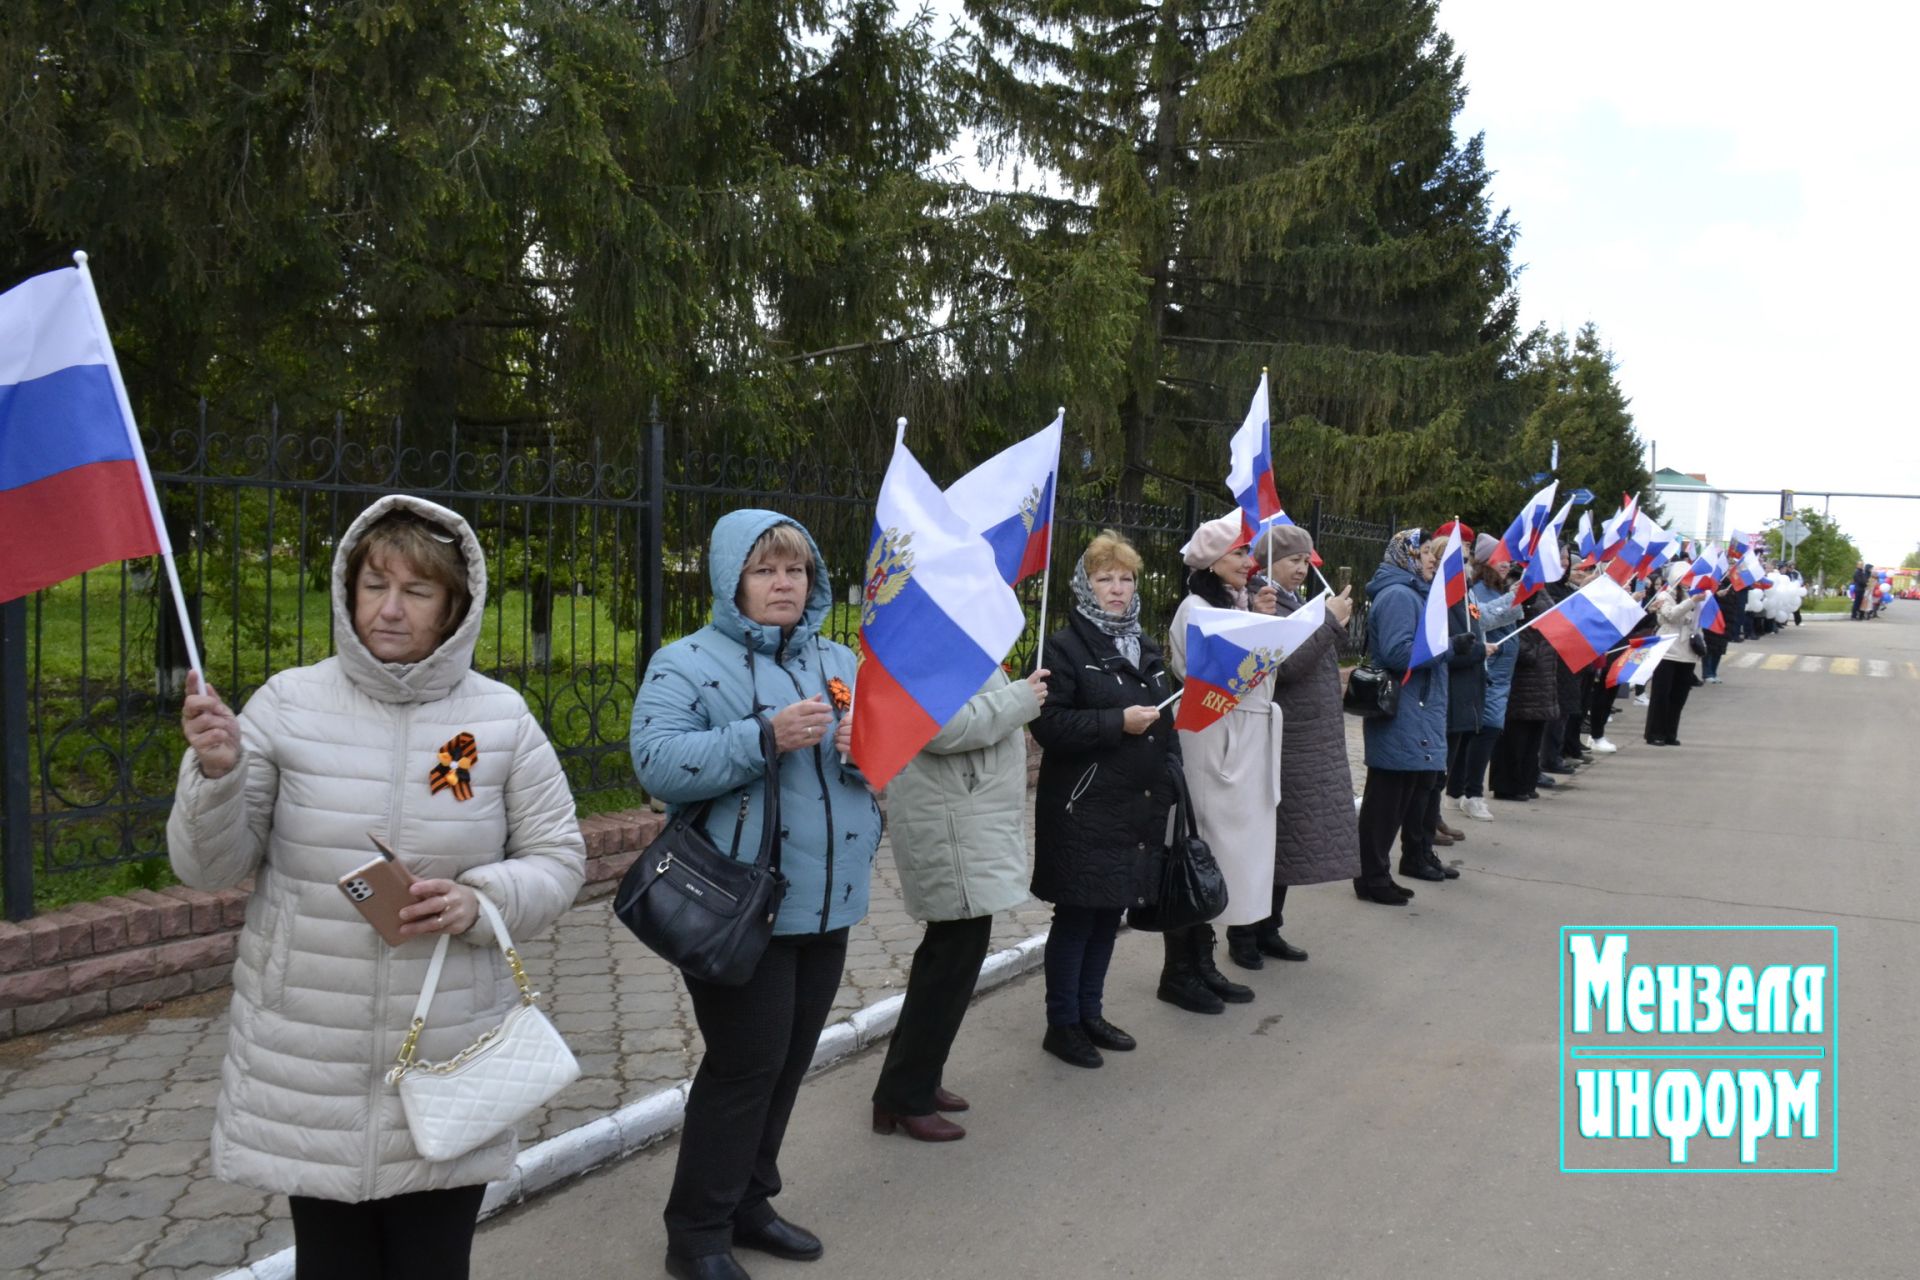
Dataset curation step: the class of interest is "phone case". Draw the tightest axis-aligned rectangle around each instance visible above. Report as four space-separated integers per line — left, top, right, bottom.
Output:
337 855 419 947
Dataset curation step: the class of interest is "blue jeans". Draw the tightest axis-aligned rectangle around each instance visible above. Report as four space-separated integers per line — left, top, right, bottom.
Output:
1702 649 1722 679
1043 905 1123 1026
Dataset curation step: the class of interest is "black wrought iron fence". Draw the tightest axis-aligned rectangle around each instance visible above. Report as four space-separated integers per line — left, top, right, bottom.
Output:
0 410 1394 918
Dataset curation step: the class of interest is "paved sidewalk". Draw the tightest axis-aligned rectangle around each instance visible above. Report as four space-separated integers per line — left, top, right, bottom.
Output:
0 843 1052 1279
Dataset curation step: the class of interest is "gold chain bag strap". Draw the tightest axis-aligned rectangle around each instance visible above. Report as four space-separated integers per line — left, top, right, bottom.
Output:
386 894 580 1162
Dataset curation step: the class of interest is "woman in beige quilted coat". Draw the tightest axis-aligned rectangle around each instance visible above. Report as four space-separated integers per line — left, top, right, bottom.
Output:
168 494 585 1279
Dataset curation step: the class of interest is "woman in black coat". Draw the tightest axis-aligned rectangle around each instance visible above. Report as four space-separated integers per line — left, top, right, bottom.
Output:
1490 593 1561 801
1031 532 1179 1069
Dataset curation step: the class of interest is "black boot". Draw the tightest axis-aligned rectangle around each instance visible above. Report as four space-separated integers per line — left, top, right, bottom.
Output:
1191 924 1254 1004
1224 925 1264 971
1156 928 1225 1014
1254 925 1308 961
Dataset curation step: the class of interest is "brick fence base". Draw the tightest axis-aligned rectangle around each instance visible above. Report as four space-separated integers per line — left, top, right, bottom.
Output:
0 808 666 1042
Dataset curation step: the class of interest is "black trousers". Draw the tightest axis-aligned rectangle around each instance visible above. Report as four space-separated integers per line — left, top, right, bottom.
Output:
666 928 849 1258
289 1185 487 1280
1409 768 1446 857
1587 679 1619 741
1490 720 1546 797
1357 767 1433 887
872 915 994 1115
1447 726 1500 798
1645 661 1695 743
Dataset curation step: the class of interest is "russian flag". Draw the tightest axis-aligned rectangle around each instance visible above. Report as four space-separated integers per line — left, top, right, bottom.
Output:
1 260 168 602
1516 497 1578 602
1729 529 1752 559
1599 494 1637 561
1226 371 1283 539
1175 595 1327 733
1533 575 1646 670
1405 523 1464 683
1488 480 1559 569
1575 511 1598 564
850 435 1026 790
1699 593 1727 636
1607 634 1677 688
1682 548 1719 594
1730 552 1767 593
943 410 1062 586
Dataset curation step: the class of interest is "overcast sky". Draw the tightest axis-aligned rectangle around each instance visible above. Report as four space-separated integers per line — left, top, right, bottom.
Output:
1440 0 1920 563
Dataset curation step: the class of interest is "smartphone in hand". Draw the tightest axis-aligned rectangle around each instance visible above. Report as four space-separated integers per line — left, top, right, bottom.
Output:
337 834 418 946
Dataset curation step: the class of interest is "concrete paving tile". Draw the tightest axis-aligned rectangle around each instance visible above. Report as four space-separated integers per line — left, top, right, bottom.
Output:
0 1083 86 1115
168 1177 270 1219
39 1267 144 1280
0 1216 65 1269
35 1033 133 1061
10 1140 119 1182
126 1107 215 1144
146 1079 221 1111
0 1110 54 1143
10 1056 115 1088
37 1113 139 1146
104 1140 204 1179
72 1174 192 1223
90 1055 177 1084
143 1214 260 1269
35 1215 156 1270
111 1032 209 1060
0 1177 96 1224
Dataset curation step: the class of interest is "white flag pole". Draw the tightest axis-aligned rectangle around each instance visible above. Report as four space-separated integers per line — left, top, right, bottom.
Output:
1155 689 1182 712
1030 408 1063 676
71 251 203 684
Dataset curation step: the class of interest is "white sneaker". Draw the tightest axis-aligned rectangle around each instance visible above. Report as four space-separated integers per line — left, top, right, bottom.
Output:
1578 733 1595 750
1448 792 1467 813
1590 738 1618 754
1462 797 1495 822
1633 694 1650 706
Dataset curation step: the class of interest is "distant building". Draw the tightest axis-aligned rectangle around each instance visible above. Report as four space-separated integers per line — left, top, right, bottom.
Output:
1653 468 1728 544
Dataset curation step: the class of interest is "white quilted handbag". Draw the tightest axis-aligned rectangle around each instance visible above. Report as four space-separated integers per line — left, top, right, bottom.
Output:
386 894 580 1162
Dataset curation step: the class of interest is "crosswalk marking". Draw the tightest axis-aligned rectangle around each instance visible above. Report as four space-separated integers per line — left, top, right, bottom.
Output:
1710 651 1916 679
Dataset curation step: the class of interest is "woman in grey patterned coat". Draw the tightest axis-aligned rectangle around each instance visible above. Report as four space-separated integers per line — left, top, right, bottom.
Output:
1223 524 1360 969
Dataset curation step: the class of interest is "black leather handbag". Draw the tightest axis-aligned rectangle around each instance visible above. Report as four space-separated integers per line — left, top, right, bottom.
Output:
613 718 786 986
1342 661 1400 718
1127 767 1229 933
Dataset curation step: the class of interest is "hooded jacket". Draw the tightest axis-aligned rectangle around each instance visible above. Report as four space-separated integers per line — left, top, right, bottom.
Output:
166 494 586 1203
1472 579 1523 731
1361 559 1450 771
629 509 882 936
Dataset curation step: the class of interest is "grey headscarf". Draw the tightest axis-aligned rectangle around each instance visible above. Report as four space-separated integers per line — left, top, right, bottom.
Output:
1071 556 1143 668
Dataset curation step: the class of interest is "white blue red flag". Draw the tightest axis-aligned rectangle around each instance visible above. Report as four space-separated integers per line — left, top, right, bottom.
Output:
1226 371 1283 539
1175 595 1327 733
1405 523 1465 683
1606 634 1676 688
1682 547 1719 594
0 262 168 601
943 410 1061 586
1730 552 1767 593
851 436 1026 789
1729 529 1753 558
1488 480 1559 568
1607 512 1672 584
1533 574 1645 669
1575 512 1598 564
1516 496 1578 602
1599 494 1637 560
1698 591 1725 635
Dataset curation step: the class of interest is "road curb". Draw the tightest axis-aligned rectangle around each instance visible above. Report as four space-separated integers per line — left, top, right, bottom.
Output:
215 932 1049 1280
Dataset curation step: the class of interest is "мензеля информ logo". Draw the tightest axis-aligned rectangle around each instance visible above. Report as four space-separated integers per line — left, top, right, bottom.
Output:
1559 926 1837 1173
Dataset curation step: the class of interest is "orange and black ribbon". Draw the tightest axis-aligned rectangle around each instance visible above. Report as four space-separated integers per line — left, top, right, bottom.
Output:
827 676 853 713
429 732 478 801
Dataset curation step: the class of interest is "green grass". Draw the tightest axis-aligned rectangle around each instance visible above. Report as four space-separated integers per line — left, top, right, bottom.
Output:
1800 597 1852 614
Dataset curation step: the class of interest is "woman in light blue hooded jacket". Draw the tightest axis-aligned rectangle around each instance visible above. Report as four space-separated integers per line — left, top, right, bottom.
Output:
630 509 882 1280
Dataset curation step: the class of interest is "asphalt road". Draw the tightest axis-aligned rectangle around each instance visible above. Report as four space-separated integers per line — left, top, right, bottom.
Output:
476 607 1920 1280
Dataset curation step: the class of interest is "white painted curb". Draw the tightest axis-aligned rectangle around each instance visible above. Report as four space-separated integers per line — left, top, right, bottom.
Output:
216 931 1048 1280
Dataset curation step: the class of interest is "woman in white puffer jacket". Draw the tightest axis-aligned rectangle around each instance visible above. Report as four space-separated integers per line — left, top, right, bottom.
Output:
168 494 585 1279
